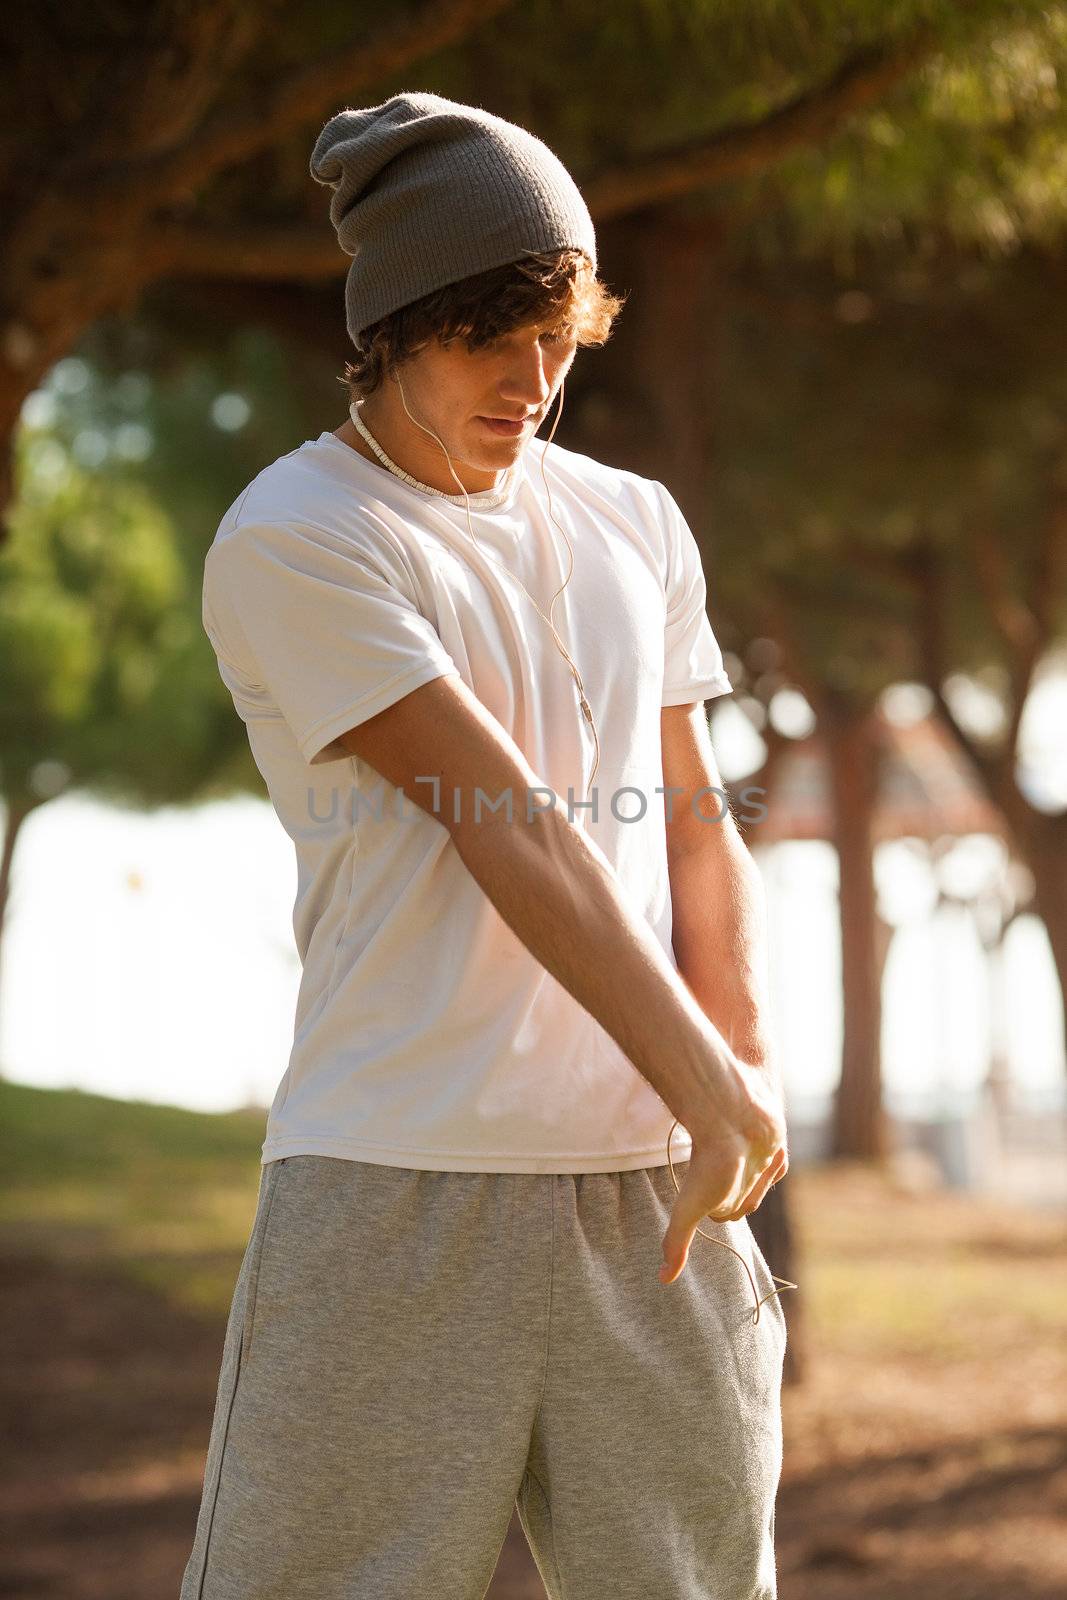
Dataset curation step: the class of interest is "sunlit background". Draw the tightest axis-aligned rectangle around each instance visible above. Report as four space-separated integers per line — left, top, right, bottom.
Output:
3 676 1065 1121
4 7 1067 1598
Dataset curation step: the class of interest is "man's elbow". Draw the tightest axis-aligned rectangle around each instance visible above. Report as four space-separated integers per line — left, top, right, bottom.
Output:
665 798 750 874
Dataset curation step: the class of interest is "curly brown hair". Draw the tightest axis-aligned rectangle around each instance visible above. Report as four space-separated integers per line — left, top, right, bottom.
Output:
339 248 626 403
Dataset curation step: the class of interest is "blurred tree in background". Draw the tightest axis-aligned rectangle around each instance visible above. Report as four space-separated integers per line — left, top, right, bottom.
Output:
2 2 1067 1314
0 430 186 1017
5 0 1054 524
708 250 1067 1152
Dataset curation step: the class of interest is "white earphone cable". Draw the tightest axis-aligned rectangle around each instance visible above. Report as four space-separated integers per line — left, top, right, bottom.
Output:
351 374 600 795
348 372 796 1324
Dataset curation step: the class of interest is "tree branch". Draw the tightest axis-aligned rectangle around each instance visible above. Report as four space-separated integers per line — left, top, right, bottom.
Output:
79 1 267 168
756 581 829 717
60 10 932 269
842 543 927 597
1030 487 1067 646
585 30 938 221
65 0 517 211
910 539 1008 801
147 277 345 366
972 523 1044 762
146 221 344 283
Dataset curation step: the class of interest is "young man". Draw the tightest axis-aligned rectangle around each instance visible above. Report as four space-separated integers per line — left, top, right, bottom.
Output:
181 91 789 1600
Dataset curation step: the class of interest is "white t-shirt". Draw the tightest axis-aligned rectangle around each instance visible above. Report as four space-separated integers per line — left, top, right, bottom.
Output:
202 429 732 1172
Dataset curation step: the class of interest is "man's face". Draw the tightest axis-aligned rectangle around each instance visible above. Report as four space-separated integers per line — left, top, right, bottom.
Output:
393 315 579 474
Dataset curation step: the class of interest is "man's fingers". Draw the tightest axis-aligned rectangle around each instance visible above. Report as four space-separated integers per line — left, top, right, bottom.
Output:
659 1183 699 1283
722 1145 788 1222
658 1230 692 1285
659 1146 789 1282
735 1146 787 1217
658 1188 701 1283
659 1164 740 1284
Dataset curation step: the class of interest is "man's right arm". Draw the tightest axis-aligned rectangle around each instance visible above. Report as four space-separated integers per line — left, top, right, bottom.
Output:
336 672 784 1201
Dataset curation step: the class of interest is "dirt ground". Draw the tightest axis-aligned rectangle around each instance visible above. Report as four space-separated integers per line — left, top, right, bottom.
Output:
2 1163 1065 1600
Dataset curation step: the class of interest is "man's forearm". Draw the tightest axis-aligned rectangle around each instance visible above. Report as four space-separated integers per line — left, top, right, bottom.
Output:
667 821 783 1105
449 801 772 1146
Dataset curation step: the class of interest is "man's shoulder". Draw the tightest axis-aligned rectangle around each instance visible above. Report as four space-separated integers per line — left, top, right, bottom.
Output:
211 439 342 540
528 436 666 518
207 440 404 574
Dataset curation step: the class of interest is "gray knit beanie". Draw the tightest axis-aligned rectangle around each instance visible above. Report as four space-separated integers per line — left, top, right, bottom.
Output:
309 90 597 348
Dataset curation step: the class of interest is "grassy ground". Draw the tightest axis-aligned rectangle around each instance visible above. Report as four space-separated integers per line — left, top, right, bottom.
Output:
1 1078 1065 1599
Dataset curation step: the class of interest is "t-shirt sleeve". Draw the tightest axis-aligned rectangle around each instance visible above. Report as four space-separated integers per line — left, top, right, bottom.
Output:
203 518 461 766
656 483 733 707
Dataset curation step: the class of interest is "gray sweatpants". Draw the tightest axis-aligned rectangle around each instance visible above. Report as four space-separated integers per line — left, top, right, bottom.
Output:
179 1154 786 1599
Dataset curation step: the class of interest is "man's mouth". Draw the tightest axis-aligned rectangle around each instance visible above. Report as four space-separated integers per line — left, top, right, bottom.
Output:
478 415 530 436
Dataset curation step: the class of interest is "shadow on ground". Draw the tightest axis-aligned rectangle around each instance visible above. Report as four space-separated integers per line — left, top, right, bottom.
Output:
2 1248 1065 1600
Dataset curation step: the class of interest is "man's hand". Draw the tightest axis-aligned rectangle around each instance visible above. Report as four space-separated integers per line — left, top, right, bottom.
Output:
658 1069 788 1285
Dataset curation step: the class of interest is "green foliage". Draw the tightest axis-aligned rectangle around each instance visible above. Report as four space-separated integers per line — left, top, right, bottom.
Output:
727 6 1067 261
5 322 324 811
12 0 1067 771
709 248 1067 698
424 0 1058 222
0 437 184 802
56 322 318 583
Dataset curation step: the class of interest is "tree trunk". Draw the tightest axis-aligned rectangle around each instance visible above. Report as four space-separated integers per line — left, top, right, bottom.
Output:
0 793 35 1067
749 1175 806 1386
824 702 890 1160
557 203 725 508
576 206 814 1375
1017 809 1067 1072
618 206 725 515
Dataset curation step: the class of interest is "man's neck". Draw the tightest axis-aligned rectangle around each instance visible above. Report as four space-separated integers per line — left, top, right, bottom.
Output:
333 399 507 496
333 417 385 470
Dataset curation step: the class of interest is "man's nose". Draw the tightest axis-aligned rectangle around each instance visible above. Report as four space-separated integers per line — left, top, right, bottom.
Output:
497 347 551 410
